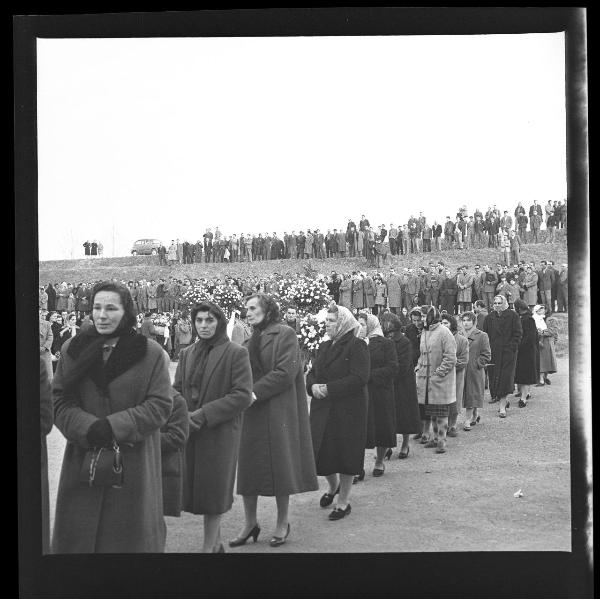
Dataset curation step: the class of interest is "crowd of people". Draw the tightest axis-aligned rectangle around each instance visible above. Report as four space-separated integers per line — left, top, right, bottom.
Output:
40 262 562 552
141 200 567 266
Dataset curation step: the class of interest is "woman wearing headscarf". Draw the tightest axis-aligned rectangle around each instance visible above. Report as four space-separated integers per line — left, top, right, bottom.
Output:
52 281 173 553
416 306 457 454
174 301 253 553
357 312 398 476
233 294 318 548
483 294 522 418
533 304 558 386
513 299 539 407
379 312 421 458
307 304 370 521
460 311 491 430
440 314 469 437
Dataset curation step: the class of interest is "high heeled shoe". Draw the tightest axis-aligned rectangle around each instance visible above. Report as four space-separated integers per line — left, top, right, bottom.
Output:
372 463 385 477
229 524 261 547
352 468 365 484
269 523 290 547
398 446 410 459
384 448 393 460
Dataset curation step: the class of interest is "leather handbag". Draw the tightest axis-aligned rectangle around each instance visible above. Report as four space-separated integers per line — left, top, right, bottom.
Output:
80 440 124 488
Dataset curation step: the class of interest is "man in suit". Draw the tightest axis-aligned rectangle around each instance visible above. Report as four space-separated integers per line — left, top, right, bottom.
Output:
530 212 542 244
500 211 513 232
444 216 455 249
388 223 398 256
529 200 544 224
39 310 54 381
537 260 555 314
517 213 529 243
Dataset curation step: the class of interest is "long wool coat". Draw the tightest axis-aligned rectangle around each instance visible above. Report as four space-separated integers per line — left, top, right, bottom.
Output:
52 336 173 553
515 312 539 384
160 391 189 517
388 331 421 433
237 324 318 496
538 316 558 374
416 323 457 406
364 277 376 308
483 308 522 398
453 332 469 408
386 274 402 308
521 272 539 306
457 273 474 303
352 278 365 309
463 327 491 408
364 336 398 448
174 339 253 513
338 278 353 309
307 330 370 475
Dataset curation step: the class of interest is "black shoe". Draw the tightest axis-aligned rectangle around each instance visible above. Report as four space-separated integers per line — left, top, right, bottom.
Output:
329 505 352 521
544 378 551 385
447 428 458 438
229 524 261 547
384 448 393 460
269 523 290 547
505 401 510 409
398 447 410 459
319 486 340 508
372 464 385 477
518 399 527 408
352 469 365 484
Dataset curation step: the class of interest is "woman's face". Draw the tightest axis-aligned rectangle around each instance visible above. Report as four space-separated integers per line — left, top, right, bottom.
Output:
401 307 408 316
245 297 265 326
462 317 474 332
325 311 338 337
55 316 63 325
441 318 451 329
49 313 58 323
93 291 125 335
195 311 218 340
358 317 368 339
68 315 77 326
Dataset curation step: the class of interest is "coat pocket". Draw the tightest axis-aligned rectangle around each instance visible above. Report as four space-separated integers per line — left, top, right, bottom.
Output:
162 450 181 477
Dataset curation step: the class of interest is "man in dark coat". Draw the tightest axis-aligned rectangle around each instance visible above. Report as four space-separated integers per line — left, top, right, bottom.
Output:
46 283 57 312
83 240 91 257
483 296 522 417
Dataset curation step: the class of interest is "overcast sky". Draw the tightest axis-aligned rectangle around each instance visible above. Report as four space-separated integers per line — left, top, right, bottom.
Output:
37 33 566 260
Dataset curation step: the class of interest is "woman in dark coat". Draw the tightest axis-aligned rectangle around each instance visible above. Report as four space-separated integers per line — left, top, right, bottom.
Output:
40 356 53 554
52 281 173 553
174 301 253 553
440 270 458 315
358 312 398 476
46 283 56 312
380 312 422 458
483 294 522 418
513 299 539 407
307 304 370 521
233 294 318 548
160 389 189 519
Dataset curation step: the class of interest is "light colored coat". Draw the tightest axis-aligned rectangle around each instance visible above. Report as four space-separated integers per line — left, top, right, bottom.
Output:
521 271 539 305
386 274 402 308
457 273 474 303
416 323 457 405
463 327 491 408
454 332 469 407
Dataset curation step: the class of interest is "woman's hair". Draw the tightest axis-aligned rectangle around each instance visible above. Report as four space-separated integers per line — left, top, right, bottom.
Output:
513 298 529 313
90 281 137 331
441 313 458 333
245 293 280 326
461 311 476 323
474 300 486 309
357 310 368 323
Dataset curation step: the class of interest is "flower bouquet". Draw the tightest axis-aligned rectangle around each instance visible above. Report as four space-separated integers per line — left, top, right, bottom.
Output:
210 283 244 319
281 276 332 317
297 313 328 371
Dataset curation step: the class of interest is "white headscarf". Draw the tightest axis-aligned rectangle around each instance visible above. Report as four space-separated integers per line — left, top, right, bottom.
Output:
532 305 547 330
329 305 360 343
363 312 384 338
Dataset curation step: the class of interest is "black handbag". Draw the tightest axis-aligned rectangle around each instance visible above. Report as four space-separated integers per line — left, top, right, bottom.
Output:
80 440 124 488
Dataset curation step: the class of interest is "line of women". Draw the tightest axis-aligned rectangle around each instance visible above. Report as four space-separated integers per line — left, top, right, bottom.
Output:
48 282 557 553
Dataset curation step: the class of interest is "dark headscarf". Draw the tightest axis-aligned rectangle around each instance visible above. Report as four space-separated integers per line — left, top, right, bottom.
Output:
380 311 403 341
513 298 530 315
246 293 280 382
62 281 143 394
424 306 442 330
189 302 229 392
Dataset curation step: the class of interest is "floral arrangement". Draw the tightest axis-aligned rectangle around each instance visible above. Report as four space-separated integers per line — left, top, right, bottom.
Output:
279 277 332 317
210 283 244 319
152 312 172 330
297 313 328 369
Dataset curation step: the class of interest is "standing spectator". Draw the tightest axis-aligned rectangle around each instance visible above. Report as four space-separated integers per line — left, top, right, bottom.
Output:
357 312 398 476
533 304 558 387
338 274 353 310
557 264 568 312
456 266 474 314
513 299 539 408
359 214 370 232
473 300 488 330
174 311 193 356
404 308 424 368
537 260 555 314
51 281 173 553
546 212 558 243
481 265 498 312
335 229 346 258
307 304 369 520
97 241 103 257
439 269 458 315
530 212 542 243
83 240 91 257
90 240 98 257
147 280 157 313
466 216 475 249
460 311 491 430
529 199 543 223
56 282 69 312
432 221 442 251
474 216 485 248
422 222 432 252
509 230 522 265
39 286 48 310
174 301 252 553
499 230 511 266
39 310 54 381
520 265 539 308
46 283 57 312
483 295 522 418
167 241 177 265
416 306 457 454
388 223 398 256
386 267 402 314
500 211 513 232
517 213 529 243
203 230 213 263
234 294 318 546
158 243 167 265
443 217 455 249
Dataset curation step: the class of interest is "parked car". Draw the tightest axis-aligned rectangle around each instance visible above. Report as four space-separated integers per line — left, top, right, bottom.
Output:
130 239 162 256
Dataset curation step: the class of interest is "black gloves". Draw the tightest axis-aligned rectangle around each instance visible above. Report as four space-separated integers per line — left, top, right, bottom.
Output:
87 418 114 447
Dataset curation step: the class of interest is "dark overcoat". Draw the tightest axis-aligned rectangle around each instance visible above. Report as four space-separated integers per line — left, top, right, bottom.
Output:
483 308 522 398
40 357 53 554
307 331 370 475
160 391 189 517
514 312 539 384
237 324 318 496
174 339 253 513
463 327 491 408
365 336 398 448
389 332 421 433
51 337 172 553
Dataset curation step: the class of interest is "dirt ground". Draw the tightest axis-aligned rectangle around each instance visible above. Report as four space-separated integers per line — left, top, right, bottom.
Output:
46 356 571 553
